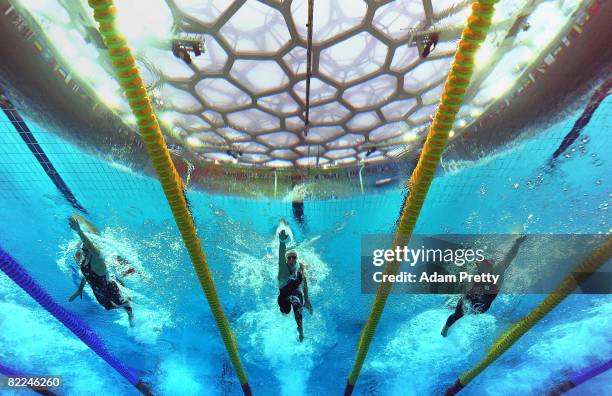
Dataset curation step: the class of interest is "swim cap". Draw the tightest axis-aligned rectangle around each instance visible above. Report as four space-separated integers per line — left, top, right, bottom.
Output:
285 249 297 259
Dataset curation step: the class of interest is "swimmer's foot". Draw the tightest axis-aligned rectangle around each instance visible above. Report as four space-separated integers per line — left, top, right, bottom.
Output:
441 325 449 337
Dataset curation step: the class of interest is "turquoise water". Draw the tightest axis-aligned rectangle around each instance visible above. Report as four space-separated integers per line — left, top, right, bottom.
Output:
0 97 610 395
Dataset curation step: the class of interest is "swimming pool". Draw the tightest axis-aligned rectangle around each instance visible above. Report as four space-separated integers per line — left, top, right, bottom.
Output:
0 86 610 394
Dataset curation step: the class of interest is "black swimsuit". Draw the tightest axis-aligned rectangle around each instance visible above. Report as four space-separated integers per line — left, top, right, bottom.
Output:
79 247 127 310
277 269 304 315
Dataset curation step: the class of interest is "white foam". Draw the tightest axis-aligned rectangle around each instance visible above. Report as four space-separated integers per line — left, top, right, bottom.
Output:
226 222 332 395
56 227 172 341
156 353 215 396
367 308 498 394
0 300 128 394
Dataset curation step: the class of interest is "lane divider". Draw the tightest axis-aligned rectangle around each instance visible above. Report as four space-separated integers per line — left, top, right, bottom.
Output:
344 2 500 394
85 1 251 393
0 91 88 214
0 247 151 395
446 236 612 395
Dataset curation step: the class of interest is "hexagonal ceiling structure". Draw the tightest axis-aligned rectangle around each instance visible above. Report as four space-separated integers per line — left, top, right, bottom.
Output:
1 0 603 171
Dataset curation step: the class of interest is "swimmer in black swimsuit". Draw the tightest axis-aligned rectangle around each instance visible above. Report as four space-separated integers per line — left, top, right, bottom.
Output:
441 235 527 337
292 199 305 227
67 214 135 327
277 229 313 342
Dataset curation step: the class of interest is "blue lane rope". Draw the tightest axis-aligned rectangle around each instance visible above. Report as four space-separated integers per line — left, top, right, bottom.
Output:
549 358 612 395
0 246 152 395
0 91 88 214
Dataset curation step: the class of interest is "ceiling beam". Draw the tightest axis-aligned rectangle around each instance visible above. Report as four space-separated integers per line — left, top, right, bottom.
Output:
422 0 434 25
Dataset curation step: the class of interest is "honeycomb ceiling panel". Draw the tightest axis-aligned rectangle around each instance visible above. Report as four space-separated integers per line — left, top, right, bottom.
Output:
270 149 299 160
191 35 229 73
173 113 211 131
266 159 293 167
373 0 426 41
346 111 381 131
295 145 325 155
293 78 338 105
342 74 397 109
325 148 357 160
369 122 408 142
201 109 224 126
390 43 421 72
404 58 453 92
234 141 269 154
285 116 305 132
327 134 366 149
319 31 388 84
290 0 367 44
218 127 251 142
258 92 301 115
296 156 329 166
334 157 357 165
305 126 344 144
159 85 202 113
258 131 301 148
421 83 445 105
308 102 350 124
219 0 290 54
408 104 437 124
283 46 308 75
380 98 418 122
227 108 280 132
143 48 195 81
240 153 271 163
189 131 225 146
195 78 252 111
173 0 235 25
19 0 589 169
230 59 290 95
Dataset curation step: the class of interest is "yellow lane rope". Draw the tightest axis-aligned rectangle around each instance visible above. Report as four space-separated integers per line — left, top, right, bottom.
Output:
85 1 251 394
345 1 499 394
444 236 612 395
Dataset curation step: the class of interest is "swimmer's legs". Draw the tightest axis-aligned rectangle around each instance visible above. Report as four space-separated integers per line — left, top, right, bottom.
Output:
292 201 305 226
442 298 464 337
293 305 304 342
124 305 135 327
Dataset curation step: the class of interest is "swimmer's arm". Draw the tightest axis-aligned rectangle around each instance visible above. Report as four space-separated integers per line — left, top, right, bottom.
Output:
69 278 86 302
69 216 99 255
76 228 101 257
497 235 527 273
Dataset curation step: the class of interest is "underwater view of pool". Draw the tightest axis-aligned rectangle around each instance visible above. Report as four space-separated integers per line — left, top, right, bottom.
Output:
0 89 610 395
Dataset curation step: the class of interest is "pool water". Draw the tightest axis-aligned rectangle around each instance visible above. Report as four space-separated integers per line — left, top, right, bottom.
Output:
0 97 610 395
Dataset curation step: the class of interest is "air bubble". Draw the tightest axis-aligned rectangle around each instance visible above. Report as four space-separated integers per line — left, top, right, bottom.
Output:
535 174 544 184
595 179 602 186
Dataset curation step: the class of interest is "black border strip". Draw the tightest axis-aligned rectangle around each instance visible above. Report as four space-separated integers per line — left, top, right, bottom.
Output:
0 91 87 213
